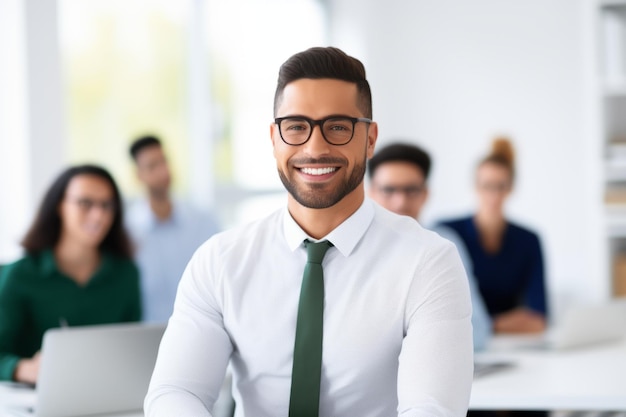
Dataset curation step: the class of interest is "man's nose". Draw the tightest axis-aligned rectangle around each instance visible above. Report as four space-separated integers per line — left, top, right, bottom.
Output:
302 125 331 157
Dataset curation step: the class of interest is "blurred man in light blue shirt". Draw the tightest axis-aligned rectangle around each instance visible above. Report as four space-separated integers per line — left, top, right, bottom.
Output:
368 142 492 350
127 136 219 323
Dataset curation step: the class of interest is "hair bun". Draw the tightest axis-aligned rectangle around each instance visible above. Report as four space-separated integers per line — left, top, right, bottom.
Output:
490 136 515 168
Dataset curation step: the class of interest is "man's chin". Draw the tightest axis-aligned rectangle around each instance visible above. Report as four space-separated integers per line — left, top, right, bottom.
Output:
149 187 169 198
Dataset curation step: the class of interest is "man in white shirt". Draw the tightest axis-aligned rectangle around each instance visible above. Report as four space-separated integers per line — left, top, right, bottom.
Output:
368 142 492 350
145 47 473 417
127 136 220 322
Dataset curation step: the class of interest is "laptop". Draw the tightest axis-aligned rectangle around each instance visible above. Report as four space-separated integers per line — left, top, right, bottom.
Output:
15 322 165 417
487 299 626 352
547 298 626 350
473 359 515 378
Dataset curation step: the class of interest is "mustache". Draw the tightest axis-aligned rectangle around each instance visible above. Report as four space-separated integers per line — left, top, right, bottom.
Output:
289 157 347 166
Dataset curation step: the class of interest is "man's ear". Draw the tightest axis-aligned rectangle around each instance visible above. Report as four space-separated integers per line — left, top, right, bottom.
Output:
270 123 278 157
366 122 378 159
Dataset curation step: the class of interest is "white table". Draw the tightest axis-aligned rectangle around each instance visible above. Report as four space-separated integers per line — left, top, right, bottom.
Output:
0 371 234 417
470 336 626 411
0 383 142 417
4 338 625 415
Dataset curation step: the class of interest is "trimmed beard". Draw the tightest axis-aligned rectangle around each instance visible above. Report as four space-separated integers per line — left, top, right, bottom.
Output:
278 157 366 209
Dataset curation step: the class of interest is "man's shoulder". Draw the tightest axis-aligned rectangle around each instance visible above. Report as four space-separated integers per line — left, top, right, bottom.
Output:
438 215 472 230
197 208 283 255
174 201 220 229
125 197 149 218
371 204 451 249
430 223 462 243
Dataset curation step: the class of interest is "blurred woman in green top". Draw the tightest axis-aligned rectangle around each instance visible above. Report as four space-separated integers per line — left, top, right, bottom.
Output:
0 165 141 384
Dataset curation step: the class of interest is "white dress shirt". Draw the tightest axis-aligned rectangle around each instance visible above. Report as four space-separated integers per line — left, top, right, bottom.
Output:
431 225 493 351
144 199 473 417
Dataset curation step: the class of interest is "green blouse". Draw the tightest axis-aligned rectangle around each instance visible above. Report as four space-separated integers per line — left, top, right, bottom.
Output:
0 250 141 380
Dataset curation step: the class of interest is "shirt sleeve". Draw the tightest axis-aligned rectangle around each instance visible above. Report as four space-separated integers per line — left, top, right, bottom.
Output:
523 233 548 316
144 242 232 417
0 263 27 381
434 225 493 351
397 237 474 417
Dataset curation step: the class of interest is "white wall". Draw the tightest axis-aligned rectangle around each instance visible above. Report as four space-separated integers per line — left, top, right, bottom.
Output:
0 0 67 263
1 0 608 315
0 0 30 262
329 0 604 317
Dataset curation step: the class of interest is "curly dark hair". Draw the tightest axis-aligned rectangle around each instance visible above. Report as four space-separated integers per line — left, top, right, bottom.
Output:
21 164 133 258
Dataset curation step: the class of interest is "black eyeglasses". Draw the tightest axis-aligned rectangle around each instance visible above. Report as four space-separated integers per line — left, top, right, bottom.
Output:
274 116 372 146
66 197 117 213
375 184 425 199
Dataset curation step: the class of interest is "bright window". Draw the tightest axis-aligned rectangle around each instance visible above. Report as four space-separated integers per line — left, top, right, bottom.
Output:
59 0 327 227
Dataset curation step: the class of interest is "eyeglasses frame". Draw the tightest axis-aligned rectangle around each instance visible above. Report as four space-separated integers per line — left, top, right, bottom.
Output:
274 115 373 146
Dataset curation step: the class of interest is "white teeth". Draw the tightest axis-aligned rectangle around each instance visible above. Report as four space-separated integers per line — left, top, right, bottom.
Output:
301 167 337 176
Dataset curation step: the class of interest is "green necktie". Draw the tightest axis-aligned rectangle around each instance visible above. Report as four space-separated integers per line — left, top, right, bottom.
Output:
288 239 332 417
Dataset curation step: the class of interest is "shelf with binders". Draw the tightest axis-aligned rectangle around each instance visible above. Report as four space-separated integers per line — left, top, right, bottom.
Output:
602 95 626 148
606 203 626 234
605 143 626 182
609 237 626 296
600 1 626 85
602 97 626 185
600 1 626 298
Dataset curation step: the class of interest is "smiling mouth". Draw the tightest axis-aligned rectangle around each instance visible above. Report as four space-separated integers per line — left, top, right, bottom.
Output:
300 167 338 175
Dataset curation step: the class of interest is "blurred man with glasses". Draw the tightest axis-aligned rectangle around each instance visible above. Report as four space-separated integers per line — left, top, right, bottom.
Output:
368 142 492 351
145 47 473 417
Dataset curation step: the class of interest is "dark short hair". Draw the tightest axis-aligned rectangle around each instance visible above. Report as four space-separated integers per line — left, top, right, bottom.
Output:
274 46 372 118
129 135 162 161
21 164 133 258
368 142 432 180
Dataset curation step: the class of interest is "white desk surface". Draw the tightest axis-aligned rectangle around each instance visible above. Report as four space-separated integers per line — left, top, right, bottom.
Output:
3 337 625 415
0 383 142 417
471 335 626 411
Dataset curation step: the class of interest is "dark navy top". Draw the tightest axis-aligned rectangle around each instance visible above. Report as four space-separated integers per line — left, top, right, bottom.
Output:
439 216 547 317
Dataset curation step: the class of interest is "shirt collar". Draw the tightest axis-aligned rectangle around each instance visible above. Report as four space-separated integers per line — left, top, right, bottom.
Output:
143 200 181 228
40 249 57 276
39 248 113 285
283 198 375 257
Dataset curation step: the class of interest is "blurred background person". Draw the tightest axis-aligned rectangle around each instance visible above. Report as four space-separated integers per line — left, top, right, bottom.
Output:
0 165 141 384
126 135 220 323
440 137 548 334
368 142 492 350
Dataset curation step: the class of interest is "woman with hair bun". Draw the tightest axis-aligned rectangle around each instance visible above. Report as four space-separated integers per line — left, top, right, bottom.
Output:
440 137 548 334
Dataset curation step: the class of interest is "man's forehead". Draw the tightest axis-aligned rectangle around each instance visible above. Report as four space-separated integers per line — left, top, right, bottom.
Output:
277 78 360 115
137 145 163 159
374 161 426 180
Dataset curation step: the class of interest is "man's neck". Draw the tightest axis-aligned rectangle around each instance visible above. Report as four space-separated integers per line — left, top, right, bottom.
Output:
287 187 365 240
149 193 172 221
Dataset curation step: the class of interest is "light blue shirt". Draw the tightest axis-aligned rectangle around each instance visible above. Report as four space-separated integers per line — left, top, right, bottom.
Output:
432 224 492 350
126 199 220 323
